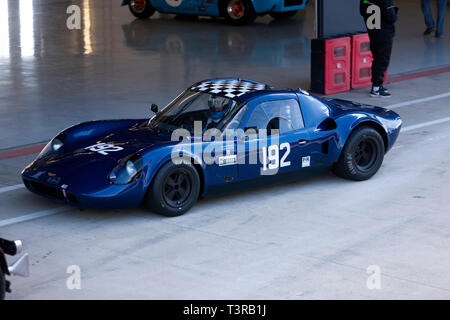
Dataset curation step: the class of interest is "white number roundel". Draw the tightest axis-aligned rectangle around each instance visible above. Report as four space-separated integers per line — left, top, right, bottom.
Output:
166 0 183 7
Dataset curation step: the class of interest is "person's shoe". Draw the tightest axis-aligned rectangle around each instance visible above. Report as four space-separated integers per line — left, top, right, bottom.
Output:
371 86 391 98
424 27 435 35
435 33 442 38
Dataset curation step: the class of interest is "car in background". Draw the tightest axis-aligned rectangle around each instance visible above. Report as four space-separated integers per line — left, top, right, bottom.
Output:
0 238 29 300
22 78 402 217
121 18 310 68
121 0 311 25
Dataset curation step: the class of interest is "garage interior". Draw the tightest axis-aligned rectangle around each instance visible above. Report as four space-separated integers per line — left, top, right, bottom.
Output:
1 0 450 299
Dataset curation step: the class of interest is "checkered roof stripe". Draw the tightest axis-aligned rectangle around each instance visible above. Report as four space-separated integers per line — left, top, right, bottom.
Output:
190 80 268 99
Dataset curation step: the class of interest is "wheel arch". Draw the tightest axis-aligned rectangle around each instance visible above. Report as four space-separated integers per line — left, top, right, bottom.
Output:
218 0 227 16
349 120 388 153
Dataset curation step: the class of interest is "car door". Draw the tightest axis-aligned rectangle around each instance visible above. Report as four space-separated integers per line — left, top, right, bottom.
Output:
199 0 219 15
237 96 314 180
153 0 197 13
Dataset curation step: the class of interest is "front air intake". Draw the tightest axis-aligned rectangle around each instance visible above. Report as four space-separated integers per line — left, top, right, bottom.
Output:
29 180 65 201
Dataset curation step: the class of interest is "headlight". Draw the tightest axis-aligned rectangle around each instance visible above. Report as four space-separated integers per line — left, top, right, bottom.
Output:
109 155 143 185
37 136 65 159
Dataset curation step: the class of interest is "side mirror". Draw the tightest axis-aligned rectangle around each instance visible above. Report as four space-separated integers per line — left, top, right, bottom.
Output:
150 104 158 114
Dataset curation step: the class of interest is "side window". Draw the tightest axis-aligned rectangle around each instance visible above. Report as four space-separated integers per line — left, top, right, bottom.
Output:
245 99 304 134
224 103 249 131
244 104 269 131
298 95 330 128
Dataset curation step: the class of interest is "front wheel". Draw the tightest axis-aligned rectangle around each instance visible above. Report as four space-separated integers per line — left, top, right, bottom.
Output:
222 0 257 25
333 127 385 181
269 10 298 20
145 160 200 217
128 0 156 19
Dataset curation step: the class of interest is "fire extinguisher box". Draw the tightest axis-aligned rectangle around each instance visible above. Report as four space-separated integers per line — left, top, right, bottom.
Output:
351 33 373 88
351 33 387 88
311 36 351 95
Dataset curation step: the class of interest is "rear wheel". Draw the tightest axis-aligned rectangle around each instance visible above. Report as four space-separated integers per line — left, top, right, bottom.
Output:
269 10 298 20
333 127 385 181
222 0 257 25
128 0 156 19
145 160 200 217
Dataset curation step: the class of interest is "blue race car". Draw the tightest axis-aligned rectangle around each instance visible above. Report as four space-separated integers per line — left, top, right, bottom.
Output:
22 78 402 217
122 0 311 25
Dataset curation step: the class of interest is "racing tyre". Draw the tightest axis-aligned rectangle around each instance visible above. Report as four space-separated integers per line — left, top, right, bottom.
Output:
128 0 156 19
146 160 200 217
333 127 385 181
222 0 257 25
0 271 5 300
269 10 298 20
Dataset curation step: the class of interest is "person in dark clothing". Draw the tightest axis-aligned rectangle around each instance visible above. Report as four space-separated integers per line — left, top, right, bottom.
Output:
421 0 447 38
360 0 398 97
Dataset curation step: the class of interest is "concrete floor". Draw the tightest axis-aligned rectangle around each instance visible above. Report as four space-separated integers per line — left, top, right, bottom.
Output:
0 0 450 299
1 73 449 299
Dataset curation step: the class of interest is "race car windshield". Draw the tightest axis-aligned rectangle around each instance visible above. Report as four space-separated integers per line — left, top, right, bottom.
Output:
148 91 246 135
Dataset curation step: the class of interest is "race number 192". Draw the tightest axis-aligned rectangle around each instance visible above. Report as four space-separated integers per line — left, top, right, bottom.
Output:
261 143 291 171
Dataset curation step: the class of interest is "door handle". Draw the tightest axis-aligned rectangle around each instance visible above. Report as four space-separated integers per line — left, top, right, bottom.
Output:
298 139 308 145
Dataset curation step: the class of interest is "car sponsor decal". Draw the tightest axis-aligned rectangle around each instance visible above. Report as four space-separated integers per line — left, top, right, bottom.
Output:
85 143 124 155
302 156 311 168
219 154 237 166
166 0 183 7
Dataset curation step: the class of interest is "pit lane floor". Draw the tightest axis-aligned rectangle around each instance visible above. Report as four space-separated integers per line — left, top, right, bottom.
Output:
1 73 450 299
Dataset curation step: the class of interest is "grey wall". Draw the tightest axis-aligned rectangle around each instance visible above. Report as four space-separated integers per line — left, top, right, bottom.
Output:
317 0 367 38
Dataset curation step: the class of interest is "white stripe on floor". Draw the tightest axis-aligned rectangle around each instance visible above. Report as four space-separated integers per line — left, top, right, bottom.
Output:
0 184 24 194
0 207 69 227
387 92 450 109
402 116 450 133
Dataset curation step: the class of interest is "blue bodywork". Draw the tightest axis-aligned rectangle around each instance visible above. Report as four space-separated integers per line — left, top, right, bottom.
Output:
121 0 310 16
22 78 402 210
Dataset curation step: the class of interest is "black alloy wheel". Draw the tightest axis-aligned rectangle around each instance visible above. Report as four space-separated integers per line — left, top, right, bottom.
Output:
333 127 385 181
145 161 200 217
162 169 193 208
